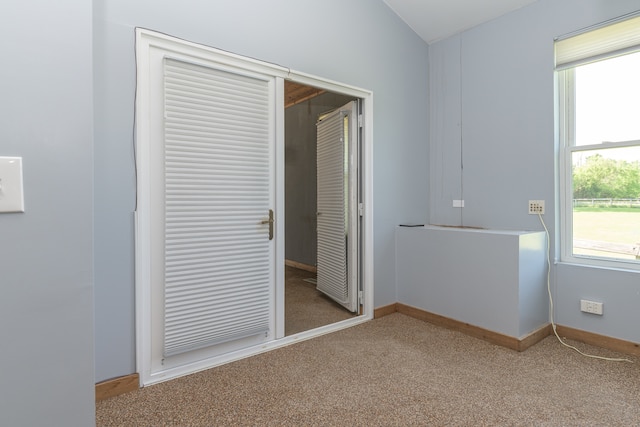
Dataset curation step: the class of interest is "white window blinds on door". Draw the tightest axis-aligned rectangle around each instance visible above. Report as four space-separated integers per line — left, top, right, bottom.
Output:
162 57 272 357
316 110 349 307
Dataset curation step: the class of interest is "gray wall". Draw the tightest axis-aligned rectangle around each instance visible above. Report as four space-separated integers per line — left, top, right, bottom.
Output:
429 0 640 344
94 0 429 382
397 227 548 339
0 1 95 426
285 93 356 267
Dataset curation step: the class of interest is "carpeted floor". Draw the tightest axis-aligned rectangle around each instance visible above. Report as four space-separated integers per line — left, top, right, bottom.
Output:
97 313 640 426
285 266 356 336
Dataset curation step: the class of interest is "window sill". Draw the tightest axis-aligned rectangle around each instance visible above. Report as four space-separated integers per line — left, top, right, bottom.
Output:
556 259 640 274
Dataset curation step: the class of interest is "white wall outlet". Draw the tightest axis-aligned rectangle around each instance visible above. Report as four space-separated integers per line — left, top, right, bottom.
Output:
528 200 545 215
580 299 603 315
0 157 25 213
453 199 464 208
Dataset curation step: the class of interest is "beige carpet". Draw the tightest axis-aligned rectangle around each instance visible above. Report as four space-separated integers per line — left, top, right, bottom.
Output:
97 313 640 426
285 266 356 336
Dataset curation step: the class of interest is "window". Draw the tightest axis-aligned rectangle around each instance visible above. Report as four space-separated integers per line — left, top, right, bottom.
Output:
557 14 640 269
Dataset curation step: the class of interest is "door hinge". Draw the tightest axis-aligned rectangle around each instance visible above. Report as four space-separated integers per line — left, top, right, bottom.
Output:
358 114 363 128
358 203 364 217
358 290 363 304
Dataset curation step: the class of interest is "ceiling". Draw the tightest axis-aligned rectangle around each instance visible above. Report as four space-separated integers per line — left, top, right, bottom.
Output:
284 82 325 108
285 1 541 107
383 0 539 44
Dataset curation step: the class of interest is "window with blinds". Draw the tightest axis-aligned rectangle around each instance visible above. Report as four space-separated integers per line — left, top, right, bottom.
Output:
556 13 640 270
555 13 640 70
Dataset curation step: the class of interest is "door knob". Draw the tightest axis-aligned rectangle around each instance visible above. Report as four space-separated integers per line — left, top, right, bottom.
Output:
260 209 274 240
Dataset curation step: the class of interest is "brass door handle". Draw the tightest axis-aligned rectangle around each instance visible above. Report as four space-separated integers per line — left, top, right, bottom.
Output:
261 209 274 240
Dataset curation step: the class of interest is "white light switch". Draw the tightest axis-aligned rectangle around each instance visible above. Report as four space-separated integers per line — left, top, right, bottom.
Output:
0 157 25 213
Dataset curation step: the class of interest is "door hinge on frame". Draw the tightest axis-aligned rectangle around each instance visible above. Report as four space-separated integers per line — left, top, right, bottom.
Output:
358 203 364 217
358 114 363 128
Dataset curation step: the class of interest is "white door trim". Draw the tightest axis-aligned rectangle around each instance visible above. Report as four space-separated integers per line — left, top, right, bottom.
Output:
286 69 374 321
135 28 374 387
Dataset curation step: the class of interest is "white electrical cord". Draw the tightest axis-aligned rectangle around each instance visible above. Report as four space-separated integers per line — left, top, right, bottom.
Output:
538 213 633 363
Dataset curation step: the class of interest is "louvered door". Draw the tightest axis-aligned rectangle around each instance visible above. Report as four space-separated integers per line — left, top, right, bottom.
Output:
316 101 358 313
161 57 274 357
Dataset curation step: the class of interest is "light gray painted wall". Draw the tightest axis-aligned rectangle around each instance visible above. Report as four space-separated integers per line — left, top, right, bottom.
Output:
396 226 548 338
556 264 640 343
94 0 429 382
429 36 463 226
0 1 95 426
285 93 356 267
429 0 640 343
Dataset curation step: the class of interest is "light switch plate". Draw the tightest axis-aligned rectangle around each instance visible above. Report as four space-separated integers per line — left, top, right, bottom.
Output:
0 157 25 213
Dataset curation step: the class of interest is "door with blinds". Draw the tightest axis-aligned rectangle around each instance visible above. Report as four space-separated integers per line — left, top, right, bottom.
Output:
160 57 275 357
136 29 284 384
316 102 359 313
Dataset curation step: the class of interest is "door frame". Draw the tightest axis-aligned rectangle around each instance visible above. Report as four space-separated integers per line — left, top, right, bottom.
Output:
134 28 374 386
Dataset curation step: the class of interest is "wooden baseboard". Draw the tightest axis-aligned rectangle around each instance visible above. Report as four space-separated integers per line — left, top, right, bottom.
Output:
555 325 640 357
396 303 550 352
96 373 139 401
518 323 554 352
374 303 398 318
284 259 317 273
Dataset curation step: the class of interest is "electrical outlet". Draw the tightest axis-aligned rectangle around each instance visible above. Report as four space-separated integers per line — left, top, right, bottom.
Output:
580 299 603 315
528 200 545 215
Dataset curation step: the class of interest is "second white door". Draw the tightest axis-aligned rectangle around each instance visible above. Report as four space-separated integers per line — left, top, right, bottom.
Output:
316 101 359 313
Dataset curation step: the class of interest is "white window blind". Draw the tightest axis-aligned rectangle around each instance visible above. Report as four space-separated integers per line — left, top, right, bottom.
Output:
316 109 349 306
162 57 272 357
555 13 640 70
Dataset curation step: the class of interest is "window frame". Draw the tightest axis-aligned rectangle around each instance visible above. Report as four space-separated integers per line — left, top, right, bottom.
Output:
558 60 640 271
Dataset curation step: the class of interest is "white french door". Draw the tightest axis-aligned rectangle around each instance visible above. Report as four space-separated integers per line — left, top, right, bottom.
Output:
316 102 359 313
136 29 374 387
161 57 274 356
135 29 286 385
